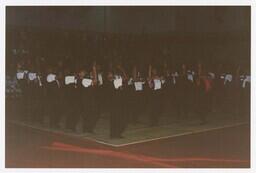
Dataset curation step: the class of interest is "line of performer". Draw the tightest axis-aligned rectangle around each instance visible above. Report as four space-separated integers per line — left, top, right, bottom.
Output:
13 60 250 139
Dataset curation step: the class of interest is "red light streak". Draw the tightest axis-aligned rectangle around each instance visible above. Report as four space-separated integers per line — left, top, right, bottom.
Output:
41 142 249 168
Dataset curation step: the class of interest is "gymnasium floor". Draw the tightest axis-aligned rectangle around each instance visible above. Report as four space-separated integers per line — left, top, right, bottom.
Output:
5 116 250 168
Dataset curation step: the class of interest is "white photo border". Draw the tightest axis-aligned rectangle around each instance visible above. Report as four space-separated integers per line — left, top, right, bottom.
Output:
0 1 255 173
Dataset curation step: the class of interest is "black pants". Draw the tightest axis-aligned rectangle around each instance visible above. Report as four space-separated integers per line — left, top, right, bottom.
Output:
19 92 29 121
124 87 134 123
195 91 210 124
149 90 163 126
241 87 250 120
131 91 144 123
83 88 99 133
65 87 79 131
95 86 104 117
18 82 28 121
50 88 65 128
34 86 46 123
110 90 127 138
175 88 189 121
24 84 38 122
47 87 60 128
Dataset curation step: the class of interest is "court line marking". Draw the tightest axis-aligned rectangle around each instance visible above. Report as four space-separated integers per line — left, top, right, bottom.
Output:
116 122 249 147
8 120 248 147
7 120 117 147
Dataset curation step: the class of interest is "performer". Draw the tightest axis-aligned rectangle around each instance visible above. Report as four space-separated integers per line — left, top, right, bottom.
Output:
147 64 164 126
35 65 46 125
212 63 225 113
82 62 99 133
109 63 128 138
168 65 180 121
194 64 213 125
161 62 172 117
52 69 65 129
16 61 29 121
131 64 145 124
186 65 196 115
27 64 40 123
222 65 234 115
45 65 60 128
121 65 133 124
175 63 190 121
95 63 104 117
63 68 78 131
240 68 250 120
232 65 242 118
74 67 90 133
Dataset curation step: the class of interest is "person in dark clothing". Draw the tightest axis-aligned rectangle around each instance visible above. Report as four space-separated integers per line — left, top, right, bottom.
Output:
95 63 104 118
79 63 99 133
27 70 40 123
16 62 29 121
186 65 196 117
130 64 145 124
76 68 91 133
147 65 164 126
50 70 65 128
222 65 235 116
109 64 128 138
169 68 180 122
231 66 243 119
104 71 115 135
32 58 47 125
175 63 190 122
64 69 78 131
45 66 60 128
194 64 213 125
37 71 47 125
212 63 225 114
161 62 170 115
124 67 134 124
240 69 250 121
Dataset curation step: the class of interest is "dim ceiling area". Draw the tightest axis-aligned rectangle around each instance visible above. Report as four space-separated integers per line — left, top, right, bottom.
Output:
6 6 250 34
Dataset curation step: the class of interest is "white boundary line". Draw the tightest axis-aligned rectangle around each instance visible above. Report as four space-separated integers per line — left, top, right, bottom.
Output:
8 120 249 147
7 120 118 147
116 122 249 147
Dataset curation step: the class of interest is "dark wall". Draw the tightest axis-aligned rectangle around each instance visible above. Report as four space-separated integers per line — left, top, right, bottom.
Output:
6 6 250 74
6 6 250 34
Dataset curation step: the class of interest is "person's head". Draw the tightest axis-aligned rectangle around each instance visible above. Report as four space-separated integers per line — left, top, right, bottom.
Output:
107 71 113 81
57 71 64 80
182 63 186 70
78 69 86 78
116 61 122 70
197 62 202 69
16 62 23 70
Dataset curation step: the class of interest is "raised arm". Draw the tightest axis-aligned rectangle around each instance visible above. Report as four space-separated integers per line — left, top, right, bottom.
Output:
92 61 97 86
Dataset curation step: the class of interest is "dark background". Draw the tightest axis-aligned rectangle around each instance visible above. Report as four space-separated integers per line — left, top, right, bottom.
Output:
6 6 250 74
